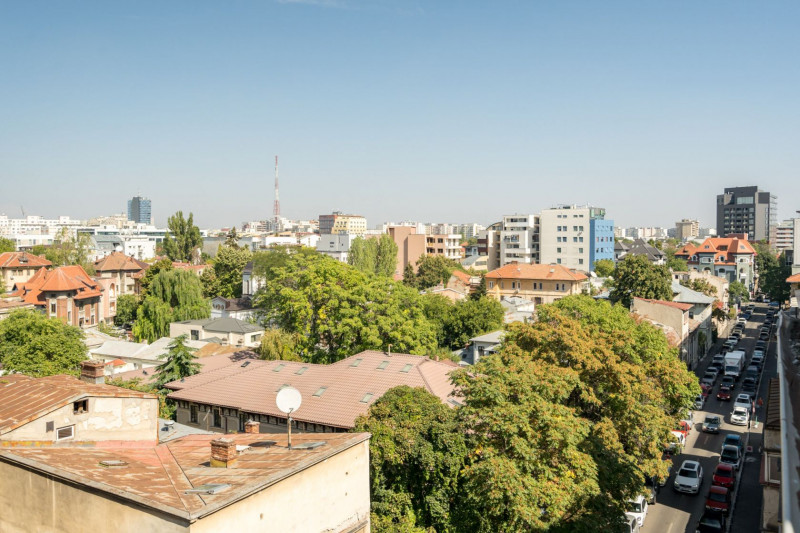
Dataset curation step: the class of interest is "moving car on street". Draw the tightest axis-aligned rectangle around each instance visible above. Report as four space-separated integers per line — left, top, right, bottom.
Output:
674 460 703 494
702 415 721 434
730 406 749 426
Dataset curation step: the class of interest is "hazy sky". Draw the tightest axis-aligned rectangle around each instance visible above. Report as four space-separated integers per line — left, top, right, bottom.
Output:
1 1 799 230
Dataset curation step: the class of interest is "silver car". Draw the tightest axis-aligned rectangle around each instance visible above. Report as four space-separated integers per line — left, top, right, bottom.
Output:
674 460 703 494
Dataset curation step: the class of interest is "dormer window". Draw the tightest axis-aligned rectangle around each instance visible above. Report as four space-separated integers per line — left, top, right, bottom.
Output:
73 400 88 414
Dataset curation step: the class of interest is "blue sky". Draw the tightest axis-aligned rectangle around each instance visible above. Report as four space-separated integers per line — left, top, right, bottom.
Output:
1 1 798 230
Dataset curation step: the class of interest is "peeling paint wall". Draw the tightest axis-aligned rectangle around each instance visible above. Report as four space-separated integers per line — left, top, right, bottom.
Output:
2 396 158 443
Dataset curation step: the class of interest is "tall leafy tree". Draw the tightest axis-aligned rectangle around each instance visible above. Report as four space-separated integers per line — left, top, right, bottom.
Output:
154 334 201 387
210 244 252 298
0 237 15 253
666 257 689 272
470 274 487 301
375 234 399 277
593 258 615 277
728 280 750 304
133 269 209 342
354 386 467 533
139 257 173 295
0 309 87 376
680 278 716 297
348 235 398 278
257 328 302 361
452 295 698 532
45 228 95 273
162 211 203 263
114 294 140 328
413 255 458 290
609 254 672 308
759 253 792 302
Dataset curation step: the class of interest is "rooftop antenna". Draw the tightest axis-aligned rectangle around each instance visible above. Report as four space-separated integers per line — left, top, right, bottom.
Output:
273 155 280 233
275 386 302 449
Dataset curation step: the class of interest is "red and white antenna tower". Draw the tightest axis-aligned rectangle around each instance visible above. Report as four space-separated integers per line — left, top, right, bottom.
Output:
273 155 281 231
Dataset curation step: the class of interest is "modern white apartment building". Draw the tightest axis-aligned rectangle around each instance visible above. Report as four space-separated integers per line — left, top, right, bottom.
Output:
0 215 83 237
538 205 614 272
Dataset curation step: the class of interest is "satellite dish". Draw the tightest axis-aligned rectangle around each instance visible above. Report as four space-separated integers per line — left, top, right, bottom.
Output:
276 386 302 414
275 386 302 450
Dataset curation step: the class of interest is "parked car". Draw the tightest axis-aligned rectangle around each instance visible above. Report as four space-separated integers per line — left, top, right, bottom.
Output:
716 386 732 401
700 376 715 389
694 394 706 410
711 463 735 489
644 476 660 504
705 485 731 514
695 509 726 533
626 494 648 527
721 434 743 455
666 431 686 454
712 354 726 366
700 383 712 398
759 331 770 341
702 415 721 434
730 406 749 426
619 513 641 533
742 377 757 394
756 340 767 351
752 351 765 363
719 445 742 470
705 367 720 380
674 460 703 494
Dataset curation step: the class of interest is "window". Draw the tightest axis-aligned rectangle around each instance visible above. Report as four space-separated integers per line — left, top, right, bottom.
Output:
50 301 56 316
190 404 198 424
578 259 584 265
377 360 389 370
313 386 327 397
190 329 200 341
272 363 286 372
557 248 561 253
213 408 222 428
488 281 494 289
360 393 374 403
557 258 562 264
295 366 308 375
578 248 583 254
56 425 74 441
73 400 88 414
350 358 363 367
400 364 413 373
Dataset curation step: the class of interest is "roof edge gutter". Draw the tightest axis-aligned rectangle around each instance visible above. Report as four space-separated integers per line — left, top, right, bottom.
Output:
778 311 799 533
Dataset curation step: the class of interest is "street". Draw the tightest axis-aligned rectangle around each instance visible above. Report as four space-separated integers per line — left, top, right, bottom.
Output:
642 302 774 532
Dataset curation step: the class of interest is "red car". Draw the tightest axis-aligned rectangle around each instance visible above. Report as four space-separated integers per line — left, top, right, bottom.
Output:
706 485 731 514
712 463 735 489
717 386 732 401
700 383 712 398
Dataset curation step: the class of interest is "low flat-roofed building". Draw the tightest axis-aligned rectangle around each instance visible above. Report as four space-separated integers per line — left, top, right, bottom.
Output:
170 317 264 348
167 350 459 434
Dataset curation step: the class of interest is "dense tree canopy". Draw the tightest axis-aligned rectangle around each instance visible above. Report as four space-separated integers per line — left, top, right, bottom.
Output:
355 386 467 533
421 294 504 350
139 257 173 295
114 294 140 328
45 228 95 273
0 309 87 376
133 269 209 342
0 237 14 253
154 334 201 387
255 253 436 363
728 280 750 304
257 328 302 361
666 257 688 272
680 278 716 297
407 255 460 290
161 211 203 263
208 244 252 298
348 235 398 278
760 252 792 302
451 296 698 532
610 254 672 308
593 258 615 277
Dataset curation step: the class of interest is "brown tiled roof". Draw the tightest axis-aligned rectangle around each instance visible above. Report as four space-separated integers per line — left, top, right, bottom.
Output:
787 273 800 283
0 432 369 520
166 350 458 429
12 265 102 304
676 237 756 263
112 349 258 385
451 270 471 284
0 374 155 435
634 297 693 312
486 262 588 282
94 252 149 273
0 252 51 269
0 299 33 312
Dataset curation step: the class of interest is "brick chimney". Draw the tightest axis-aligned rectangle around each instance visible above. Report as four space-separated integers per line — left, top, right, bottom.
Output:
80 360 105 385
210 438 238 468
244 420 259 434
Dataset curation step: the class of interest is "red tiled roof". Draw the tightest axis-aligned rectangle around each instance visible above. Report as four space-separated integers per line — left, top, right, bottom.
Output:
94 252 149 273
675 237 755 263
0 374 155 435
788 273 800 283
451 270 471 284
12 265 103 304
0 252 51 269
634 297 693 311
166 350 459 429
486 262 588 282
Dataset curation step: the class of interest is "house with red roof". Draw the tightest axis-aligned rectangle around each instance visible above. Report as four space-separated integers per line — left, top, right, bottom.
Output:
674 235 756 291
0 251 51 294
484 261 589 305
11 265 105 328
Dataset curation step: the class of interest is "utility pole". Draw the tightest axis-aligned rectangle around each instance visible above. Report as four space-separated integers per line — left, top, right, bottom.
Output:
273 156 280 233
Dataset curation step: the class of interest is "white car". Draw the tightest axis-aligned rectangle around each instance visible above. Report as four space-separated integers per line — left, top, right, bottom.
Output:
731 406 749 426
673 460 703 494
626 494 648 527
694 395 705 410
734 393 752 412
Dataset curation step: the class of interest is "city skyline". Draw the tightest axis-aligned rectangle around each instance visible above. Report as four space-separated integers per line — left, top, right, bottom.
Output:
1 2 799 229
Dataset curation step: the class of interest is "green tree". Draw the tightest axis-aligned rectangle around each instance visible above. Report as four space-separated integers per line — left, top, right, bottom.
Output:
133 269 209 342
114 294 140 328
255 253 436 363
402 263 417 286
442 297 504 350
0 237 14 253
139 257 173 295
211 244 252 298
452 295 698 532
348 235 398 278
0 309 87 376
224 226 241 248
257 328 303 361
354 386 467 533
153 334 201 387
759 253 792 302
45 228 94 273
680 278 716 297
413 255 458 290
161 211 203 263
375 234 399 277
610 254 672 308
199 266 221 298
728 280 750 304
470 274 487 301
593 258 615 277
666 257 688 272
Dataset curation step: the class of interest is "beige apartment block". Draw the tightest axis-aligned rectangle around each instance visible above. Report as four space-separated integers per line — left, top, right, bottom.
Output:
485 262 588 305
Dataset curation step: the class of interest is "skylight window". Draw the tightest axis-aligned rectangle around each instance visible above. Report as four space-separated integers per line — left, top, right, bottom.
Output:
360 393 374 403
350 358 363 367
377 361 389 370
313 387 327 397
295 366 308 375
272 364 286 372
400 364 413 373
